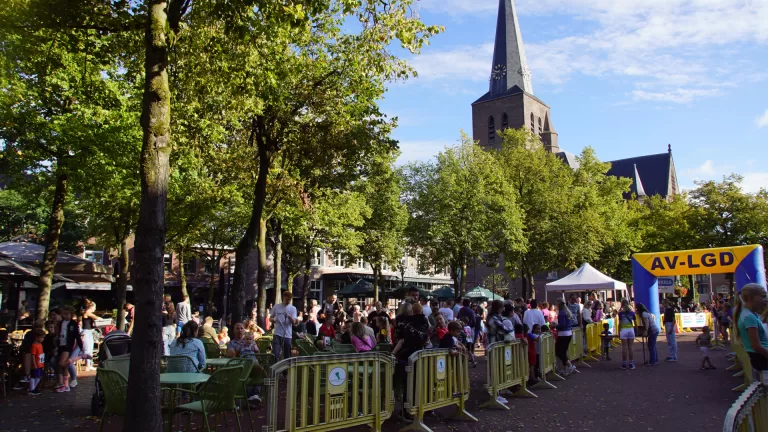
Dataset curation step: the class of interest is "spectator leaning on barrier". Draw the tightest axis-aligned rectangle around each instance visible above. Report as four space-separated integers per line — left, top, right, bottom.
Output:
523 299 546 330
734 284 768 371
663 300 678 362
555 299 577 375
637 303 660 366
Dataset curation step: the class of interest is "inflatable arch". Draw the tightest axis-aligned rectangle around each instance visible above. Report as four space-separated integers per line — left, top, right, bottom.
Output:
632 245 767 326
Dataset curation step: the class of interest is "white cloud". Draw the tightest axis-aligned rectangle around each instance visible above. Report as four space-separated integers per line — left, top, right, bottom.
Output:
756 110 768 128
742 173 768 193
412 0 768 103
684 160 719 178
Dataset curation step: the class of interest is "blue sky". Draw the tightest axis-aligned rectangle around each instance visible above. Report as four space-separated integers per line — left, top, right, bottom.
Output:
382 0 768 193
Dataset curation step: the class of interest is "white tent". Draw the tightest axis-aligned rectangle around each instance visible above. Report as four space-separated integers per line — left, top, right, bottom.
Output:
545 263 628 293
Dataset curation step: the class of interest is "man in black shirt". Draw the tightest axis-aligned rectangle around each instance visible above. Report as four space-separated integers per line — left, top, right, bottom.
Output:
663 300 678 362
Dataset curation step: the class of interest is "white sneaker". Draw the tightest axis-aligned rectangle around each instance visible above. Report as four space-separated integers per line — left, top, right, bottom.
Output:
248 394 261 402
69 380 78 388
567 365 577 375
496 396 508 405
499 389 514 396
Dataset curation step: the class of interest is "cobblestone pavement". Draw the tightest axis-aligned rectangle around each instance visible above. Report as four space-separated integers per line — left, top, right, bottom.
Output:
0 333 739 432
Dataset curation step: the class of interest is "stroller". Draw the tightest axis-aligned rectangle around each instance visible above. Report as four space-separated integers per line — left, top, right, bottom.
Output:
91 330 132 416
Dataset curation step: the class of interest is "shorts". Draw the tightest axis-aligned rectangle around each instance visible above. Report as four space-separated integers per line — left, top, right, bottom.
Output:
700 347 710 358
30 368 43 379
619 328 635 340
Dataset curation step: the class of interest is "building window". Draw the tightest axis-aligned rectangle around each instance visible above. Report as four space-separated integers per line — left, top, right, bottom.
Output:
488 116 495 142
530 113 535 132
309 280 323 299
183 257 196 274
334 253 347 268
84 250 104 264
356 258 365 269
163 253 173 273
537 117 542 136
311 249 324 267
501 112 508 130
204 257 217 275
382 262 390 271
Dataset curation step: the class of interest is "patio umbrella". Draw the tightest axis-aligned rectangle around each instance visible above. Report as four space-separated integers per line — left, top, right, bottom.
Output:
336 279 375 298
387 283 435 300
464 286 503 301
431 286 455 300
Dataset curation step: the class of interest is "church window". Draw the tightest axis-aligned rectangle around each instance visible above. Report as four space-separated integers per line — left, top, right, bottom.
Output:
530 113 535 132
501 113 508 130
537 117 542 136
488 116 495 142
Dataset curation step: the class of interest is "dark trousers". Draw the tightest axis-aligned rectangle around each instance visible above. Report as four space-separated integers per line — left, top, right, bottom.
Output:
555 335 572 365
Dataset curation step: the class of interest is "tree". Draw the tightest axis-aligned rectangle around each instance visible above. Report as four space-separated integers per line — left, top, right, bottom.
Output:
354 153 408 302
403 133 524 296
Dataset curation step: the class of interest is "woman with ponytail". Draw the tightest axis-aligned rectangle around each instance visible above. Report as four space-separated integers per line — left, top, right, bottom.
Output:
734 284 768 371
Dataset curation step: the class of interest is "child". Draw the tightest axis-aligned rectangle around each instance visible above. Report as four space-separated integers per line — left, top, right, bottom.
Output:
696 326 715 370
318 315 336 349
439 321 465 356
56 307 84 393
28 329 46 395
376 316 391 344
459 316 477 366
217 326 230 347
434 314 449 343
734 284 768 371
527 324 541 386
600 322 614 360
239 332 260 357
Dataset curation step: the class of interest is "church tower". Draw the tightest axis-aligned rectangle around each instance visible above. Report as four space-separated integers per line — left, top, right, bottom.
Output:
472 0 558 152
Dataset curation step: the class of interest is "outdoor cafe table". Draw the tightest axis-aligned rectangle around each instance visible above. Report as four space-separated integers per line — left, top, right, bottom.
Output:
160 373 209 432
205 357 230 372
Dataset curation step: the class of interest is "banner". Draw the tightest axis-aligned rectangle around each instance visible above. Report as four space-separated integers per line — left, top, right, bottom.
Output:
679 313 707 328
633 245 760 277
658 277 675 294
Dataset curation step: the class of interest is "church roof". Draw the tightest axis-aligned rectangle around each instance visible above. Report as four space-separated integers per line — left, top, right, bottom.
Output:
472 85 550 106
556 151 580 169
488 0 533 96
607 150 677 199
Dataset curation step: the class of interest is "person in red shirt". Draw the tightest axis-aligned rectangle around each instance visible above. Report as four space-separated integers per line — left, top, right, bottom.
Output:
29 329 46 395
318 314 336 349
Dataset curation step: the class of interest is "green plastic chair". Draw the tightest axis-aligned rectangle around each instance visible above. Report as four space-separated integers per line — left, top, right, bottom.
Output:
103 356 131 379
224 358 255 430
244 353 275 387
175 365 244 432
255 339 271 354
332 344 356 354
295 339 317 356
161 355 200 373
202 341 221 359
97 368 127 432
374 343 393 353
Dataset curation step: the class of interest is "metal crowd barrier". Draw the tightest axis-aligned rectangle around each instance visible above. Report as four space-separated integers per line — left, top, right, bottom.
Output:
584 323 601 362
723 377 768 432
732 339 754 393
262 352 394 432
533 333 564 390
567 327 590 370
481 341 536 409
401 348 477 432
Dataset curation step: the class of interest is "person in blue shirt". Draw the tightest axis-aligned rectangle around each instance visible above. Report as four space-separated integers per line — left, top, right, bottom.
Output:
735 284 768 371
555 299 576 376
617 299 637 370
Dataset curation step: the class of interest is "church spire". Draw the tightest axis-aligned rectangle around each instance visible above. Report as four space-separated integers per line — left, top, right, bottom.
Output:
489 0 533 96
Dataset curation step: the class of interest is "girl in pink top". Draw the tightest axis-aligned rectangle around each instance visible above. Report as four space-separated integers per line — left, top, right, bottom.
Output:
350 322 376 352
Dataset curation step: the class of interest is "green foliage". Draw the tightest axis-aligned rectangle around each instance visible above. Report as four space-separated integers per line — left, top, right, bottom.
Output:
403 132 524 294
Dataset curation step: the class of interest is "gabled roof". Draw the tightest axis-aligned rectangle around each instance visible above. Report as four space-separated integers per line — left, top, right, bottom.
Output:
607 151 676 199
556 150 580 169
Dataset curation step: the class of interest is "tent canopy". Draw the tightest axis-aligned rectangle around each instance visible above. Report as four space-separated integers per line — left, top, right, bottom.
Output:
545 263 628 292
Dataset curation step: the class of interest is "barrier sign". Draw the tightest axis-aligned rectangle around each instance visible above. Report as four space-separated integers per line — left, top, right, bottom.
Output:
435 355 447 379
680 313 707 328
504 347 512 366
327 364 347 394
658 277 675 294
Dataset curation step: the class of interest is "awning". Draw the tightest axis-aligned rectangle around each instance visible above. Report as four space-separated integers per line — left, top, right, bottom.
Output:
545 263 628 292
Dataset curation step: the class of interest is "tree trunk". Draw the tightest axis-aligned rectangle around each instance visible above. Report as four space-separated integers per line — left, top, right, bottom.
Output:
115 232 130 330
178 246 188 298
521 272 529 300
35 171 67 322
256 218 268 327
302 248 312 309
274 222 282 293
459 261 467 298
124 3 172 431
230 123 271 327
527 273 535 300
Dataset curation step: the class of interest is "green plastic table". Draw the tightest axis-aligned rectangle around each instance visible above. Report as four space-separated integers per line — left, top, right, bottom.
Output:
205 358 231 368
160 373 209 432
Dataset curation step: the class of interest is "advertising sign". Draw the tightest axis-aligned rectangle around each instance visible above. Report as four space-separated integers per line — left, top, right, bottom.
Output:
680 313 707 328
658 277 675 294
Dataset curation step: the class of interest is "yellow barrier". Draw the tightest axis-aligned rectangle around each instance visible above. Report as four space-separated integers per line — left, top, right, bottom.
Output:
611 317 622 347
567 327 590 370
584 323 601 362
401 349 477 432
534 333 564 390
481 341 536 409
263 352 394 432
723 379 768 432
732 339 754 393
